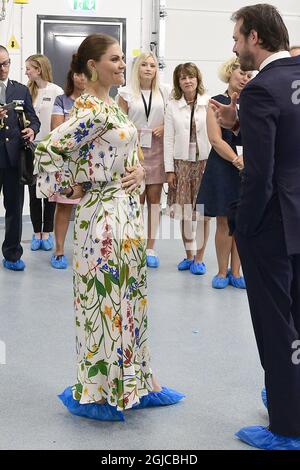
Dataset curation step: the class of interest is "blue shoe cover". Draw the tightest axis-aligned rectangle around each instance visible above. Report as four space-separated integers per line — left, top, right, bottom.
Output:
51 254 68 269
212 275 229 289
190 261 206 275
41 234 54 251
177 258 193 271
229 273 246 289
146 255 159 268
261 388 268 409
31 235 41 251
235 425 300 450
3 258 25 271
132 387 185 409
58 386 124 421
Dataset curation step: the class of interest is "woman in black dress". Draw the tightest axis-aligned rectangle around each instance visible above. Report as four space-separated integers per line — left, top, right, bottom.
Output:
196 58 252 289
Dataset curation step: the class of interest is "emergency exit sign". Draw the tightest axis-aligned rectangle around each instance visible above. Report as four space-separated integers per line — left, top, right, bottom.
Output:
73 0 96 11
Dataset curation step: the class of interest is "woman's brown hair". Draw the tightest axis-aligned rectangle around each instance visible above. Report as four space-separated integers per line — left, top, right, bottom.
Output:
71 33 118 80
172 63 205 100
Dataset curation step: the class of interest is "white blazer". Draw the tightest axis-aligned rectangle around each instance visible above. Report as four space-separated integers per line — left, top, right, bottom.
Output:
164 93 211 172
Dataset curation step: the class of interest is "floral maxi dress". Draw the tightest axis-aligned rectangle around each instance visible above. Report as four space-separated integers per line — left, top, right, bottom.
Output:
34 94 153 410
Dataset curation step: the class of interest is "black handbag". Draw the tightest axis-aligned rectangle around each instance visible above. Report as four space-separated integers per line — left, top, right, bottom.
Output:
19 140 36 186
16 107 36 186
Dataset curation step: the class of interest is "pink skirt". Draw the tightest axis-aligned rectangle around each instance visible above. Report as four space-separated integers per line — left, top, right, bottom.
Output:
48 193 80 204
139 133 166 185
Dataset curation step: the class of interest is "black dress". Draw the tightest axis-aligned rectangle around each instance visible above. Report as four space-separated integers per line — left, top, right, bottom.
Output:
196 94 242 217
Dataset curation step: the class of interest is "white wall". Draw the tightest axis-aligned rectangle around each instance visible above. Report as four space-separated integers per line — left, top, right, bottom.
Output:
161 0 300 96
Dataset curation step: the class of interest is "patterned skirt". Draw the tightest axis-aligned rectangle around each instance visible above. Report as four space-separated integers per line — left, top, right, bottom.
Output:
166 159 207 220
71 182 152 410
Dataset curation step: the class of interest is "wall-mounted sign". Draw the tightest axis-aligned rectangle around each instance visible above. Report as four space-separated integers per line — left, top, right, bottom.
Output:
7 34 20 50
72 0 96 11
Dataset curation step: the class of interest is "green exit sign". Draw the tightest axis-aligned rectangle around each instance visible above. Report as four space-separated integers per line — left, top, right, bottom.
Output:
73 0 96 11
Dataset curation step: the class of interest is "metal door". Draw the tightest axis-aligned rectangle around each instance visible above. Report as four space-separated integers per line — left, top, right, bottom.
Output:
37 15 126 95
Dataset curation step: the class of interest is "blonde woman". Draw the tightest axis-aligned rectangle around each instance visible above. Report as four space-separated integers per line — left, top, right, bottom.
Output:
196 58 252 288
164 63 211 275
118 52 170 268
25 54 63 251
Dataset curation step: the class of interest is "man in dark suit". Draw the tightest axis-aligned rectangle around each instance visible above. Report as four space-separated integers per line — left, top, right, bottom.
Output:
210 4 300 449
0 45 40 271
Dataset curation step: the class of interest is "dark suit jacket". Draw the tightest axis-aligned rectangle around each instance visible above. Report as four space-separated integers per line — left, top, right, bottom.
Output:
0 79 40 167
236 55 300 255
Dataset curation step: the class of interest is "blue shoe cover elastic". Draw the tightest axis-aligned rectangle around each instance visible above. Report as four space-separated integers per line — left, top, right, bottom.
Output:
235 425 300 450
132 387 185 409
58 386 124 421
212 275 229 289
261 388 268 409
177 258 193 271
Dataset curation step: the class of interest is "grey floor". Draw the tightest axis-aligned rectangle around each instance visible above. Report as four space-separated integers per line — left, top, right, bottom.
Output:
0 216 267 450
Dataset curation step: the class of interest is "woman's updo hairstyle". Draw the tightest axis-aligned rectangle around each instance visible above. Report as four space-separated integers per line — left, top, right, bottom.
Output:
71 33 118 80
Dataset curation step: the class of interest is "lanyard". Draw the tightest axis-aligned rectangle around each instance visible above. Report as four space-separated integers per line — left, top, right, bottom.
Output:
190 101 196 139
141 90 152 122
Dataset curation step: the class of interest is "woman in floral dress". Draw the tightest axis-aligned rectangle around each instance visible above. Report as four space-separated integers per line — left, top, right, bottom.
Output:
34 34 184 421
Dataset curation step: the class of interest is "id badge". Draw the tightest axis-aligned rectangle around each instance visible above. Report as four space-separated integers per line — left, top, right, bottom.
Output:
236 146 243 156
140 128 152 148
188 142 197 161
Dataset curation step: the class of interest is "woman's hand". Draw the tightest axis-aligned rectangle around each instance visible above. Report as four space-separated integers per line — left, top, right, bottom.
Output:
152 125 164 138
232 155 244 171
166 172 177 190
121 165 145 192
61 184 84 199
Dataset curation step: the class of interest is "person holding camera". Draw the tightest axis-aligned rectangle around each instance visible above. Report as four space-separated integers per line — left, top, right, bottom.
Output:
0 46 40 271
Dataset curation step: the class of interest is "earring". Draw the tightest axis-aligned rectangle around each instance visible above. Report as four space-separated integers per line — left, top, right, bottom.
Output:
90 68 98 82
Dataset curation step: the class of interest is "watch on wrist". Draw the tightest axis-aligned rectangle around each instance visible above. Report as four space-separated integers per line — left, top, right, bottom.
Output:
81 181 92 193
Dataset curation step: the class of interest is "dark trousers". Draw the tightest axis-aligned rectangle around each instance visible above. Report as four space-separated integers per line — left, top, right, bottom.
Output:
235 209 300 436
28 184 56 233
0 167 24 262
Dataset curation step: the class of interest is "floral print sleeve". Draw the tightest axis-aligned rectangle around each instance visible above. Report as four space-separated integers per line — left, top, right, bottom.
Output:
34 95 130 198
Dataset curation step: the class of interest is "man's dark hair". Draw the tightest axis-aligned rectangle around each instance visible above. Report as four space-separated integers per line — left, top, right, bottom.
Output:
231 4 289 52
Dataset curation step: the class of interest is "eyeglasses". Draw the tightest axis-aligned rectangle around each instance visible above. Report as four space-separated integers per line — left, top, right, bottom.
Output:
0 60 11 68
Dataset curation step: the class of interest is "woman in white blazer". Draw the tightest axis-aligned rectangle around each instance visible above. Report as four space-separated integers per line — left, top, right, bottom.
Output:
164 63 211 274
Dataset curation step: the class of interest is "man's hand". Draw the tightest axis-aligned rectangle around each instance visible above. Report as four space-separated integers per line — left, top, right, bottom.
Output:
121 165 145 192
209 92 239 129
166 172 177 190
22 127 35 142
0 107 8 120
